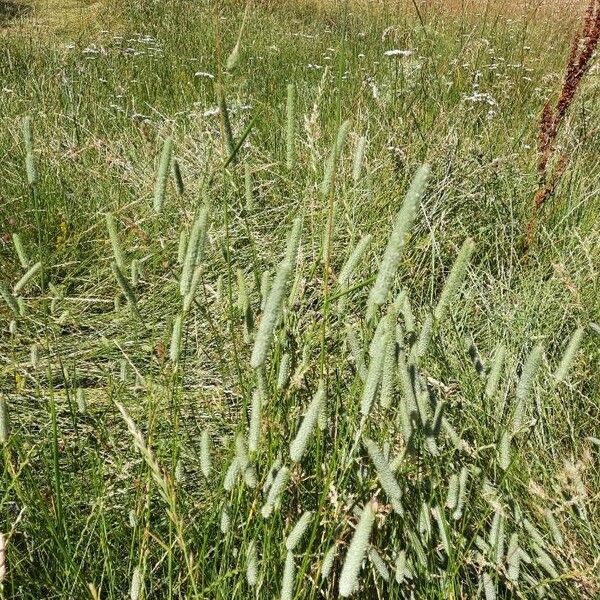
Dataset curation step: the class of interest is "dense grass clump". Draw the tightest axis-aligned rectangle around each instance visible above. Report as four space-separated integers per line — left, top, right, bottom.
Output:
0 1 599 599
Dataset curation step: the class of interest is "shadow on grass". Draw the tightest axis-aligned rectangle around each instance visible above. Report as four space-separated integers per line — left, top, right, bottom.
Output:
0 0 31 26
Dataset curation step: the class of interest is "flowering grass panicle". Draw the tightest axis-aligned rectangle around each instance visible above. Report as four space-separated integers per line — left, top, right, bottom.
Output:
248 390 262 454
153 136 173 213
285 511 313 551
251 259 293 369
368 547 390 581
364 438 403 514
200 429 211 478
352 135 367 183
13 261 41 294
223 458 240 492
130 566 142 600
246 540 258 586
22 116 37 186
553 326 584 383
513 343 544 433
0 284 20 315
337 234 372 291
433 238 475 323
320 544 337 581
261 466 289 518
321 120 351 197
0 396 10 444
360 330 385 417
339 501 376 597
367 164 430 320
485 344 506 399
180 206 209 297
280 550 296 600
12 233 30 269
289 388 321 462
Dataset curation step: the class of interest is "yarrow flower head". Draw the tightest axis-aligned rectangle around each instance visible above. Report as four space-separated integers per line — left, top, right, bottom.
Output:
384 49 412 57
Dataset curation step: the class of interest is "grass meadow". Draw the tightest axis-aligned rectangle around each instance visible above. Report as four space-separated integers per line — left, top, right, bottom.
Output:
0 0 599 598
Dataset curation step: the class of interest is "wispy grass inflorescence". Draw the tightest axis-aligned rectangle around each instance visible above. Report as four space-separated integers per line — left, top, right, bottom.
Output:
394 550 413 584
76 388 87 414
412 313 433 363
446 473 459 510
115 401 170 503
220 506 231 533
380 315 397 409
498 431 511 471
251 260 291 368
432 506 451 555
366 164 430 321
482 572 496 600
260 270 271 310
153 136 173 213
453 466 469 520
339 501 376 597
544 509 564 547
506 533 520 581
284 216 303 266
223 458 240 492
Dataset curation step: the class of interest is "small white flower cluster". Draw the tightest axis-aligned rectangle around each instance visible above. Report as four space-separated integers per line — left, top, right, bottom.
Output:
384 49 412 58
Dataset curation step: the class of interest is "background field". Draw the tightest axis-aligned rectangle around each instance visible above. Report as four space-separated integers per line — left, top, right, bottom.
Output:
1 1 599 598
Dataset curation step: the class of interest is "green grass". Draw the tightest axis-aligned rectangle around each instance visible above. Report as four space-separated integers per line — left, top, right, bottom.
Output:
0 1 599 598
